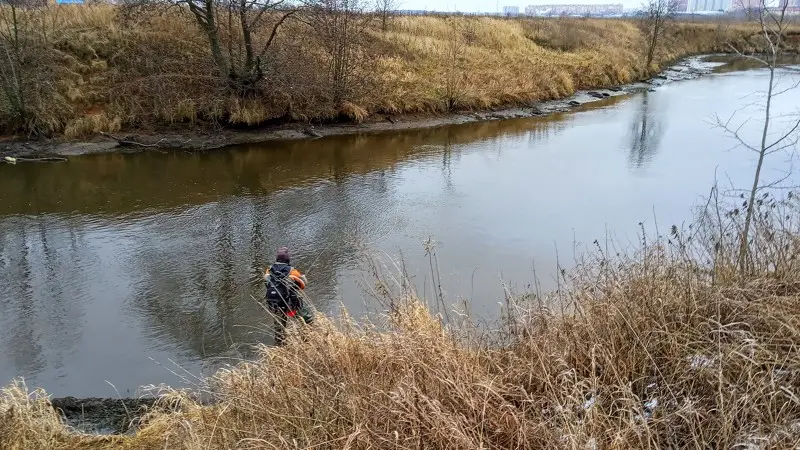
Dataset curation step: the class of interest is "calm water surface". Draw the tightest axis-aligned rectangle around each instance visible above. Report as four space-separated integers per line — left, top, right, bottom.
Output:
2 63 799 396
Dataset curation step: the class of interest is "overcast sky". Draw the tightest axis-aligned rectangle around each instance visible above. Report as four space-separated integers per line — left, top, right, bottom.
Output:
400 0 639 12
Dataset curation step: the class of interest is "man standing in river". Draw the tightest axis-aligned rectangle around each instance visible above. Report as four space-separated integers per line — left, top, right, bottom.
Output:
263 247 314 345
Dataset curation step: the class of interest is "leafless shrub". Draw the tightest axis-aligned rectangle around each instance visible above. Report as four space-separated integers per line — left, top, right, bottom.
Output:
640 0 679 69
120 0 295 97
0 1 76 135
441 18 466 111
301 0 378 120
374 0 398 32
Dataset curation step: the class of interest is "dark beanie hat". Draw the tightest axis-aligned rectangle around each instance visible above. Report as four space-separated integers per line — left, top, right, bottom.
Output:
276 247 290 264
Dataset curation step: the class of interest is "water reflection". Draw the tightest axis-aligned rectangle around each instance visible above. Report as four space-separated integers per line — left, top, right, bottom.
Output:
0 219 88 381
0 116 578 217
627 92 665 169
708 54 800 74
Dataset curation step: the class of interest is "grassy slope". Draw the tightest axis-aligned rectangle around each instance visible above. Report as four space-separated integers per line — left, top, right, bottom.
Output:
3 199 800 449
0 6 789 137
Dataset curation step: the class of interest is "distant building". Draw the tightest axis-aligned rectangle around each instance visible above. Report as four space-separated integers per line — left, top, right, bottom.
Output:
731 0 760 8
675 0 689 11
688 0 730 11
502 5 521 15
730 0 800 9
524 3 623 16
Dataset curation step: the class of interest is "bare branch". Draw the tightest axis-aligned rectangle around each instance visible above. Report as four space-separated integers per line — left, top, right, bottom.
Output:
256 9 296 59
765 119 800 153
248 0 287 28
726 44 769 67
770 78 800 97
100 132 172 148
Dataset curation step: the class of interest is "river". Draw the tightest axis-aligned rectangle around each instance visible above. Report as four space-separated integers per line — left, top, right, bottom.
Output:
1 58 799 397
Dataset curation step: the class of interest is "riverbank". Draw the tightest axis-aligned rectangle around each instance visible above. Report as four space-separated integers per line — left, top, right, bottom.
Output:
3 5 796 156
3 193 800 448
0 55 720 160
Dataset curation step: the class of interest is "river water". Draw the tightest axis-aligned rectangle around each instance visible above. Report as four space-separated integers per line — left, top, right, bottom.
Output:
1 60 799 397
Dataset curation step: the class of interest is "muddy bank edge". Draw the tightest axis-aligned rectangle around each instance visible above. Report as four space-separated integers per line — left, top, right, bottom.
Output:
0 56 722 161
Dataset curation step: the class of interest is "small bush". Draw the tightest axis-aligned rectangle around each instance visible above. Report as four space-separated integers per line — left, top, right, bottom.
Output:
338 101 368 123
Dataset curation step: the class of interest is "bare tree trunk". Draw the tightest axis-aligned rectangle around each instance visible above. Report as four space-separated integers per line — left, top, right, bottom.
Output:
227 1 234 68
641 0 676 71
1 2 27 125
206 14 228 75
187 0 229 76
738 61 776 273
240 0 255 71
646 20 659 68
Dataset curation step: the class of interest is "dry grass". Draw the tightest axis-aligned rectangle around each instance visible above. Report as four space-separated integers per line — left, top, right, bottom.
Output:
1 5 792 136
228 98 270 126
3 196 800 449
338 101 369 123
63 113 121 139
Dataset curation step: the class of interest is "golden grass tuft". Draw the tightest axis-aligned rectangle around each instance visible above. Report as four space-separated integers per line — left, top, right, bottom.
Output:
228 98 269 126
0 382 67 449
338 101 369 123
63 113 121 139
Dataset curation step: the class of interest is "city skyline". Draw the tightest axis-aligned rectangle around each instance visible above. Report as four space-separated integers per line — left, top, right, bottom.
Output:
400 0 797 13
401 0 644 13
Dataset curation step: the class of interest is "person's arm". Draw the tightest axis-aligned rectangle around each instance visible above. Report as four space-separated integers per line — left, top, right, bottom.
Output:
289 268 306 289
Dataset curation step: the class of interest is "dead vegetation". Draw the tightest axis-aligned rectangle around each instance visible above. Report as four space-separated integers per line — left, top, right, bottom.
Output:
3 192 800 449
0 5 794 137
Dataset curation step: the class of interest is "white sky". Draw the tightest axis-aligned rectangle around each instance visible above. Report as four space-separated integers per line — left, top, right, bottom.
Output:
400 0 639 13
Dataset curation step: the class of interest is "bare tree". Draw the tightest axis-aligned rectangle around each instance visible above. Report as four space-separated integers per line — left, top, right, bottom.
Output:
302 0 373 107
442 18 466 111
717 0 800 274
640 0 678 70
123 0 295 95
375 0 398 32
732 0 761 21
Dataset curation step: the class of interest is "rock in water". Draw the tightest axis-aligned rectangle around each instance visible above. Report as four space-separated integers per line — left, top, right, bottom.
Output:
568 100 581 107
587 91 605 99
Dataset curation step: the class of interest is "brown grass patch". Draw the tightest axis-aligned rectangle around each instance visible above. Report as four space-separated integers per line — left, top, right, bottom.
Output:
63 113 121 139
